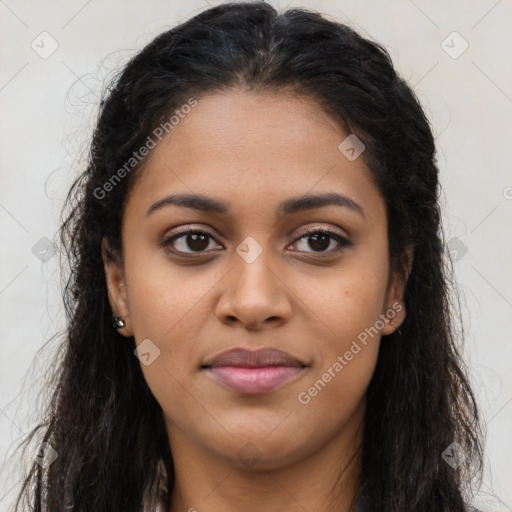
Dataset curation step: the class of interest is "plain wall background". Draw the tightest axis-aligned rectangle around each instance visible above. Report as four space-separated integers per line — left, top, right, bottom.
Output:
1 0 511 510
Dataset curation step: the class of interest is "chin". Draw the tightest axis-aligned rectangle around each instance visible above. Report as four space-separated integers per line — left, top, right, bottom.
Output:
204 425 317 471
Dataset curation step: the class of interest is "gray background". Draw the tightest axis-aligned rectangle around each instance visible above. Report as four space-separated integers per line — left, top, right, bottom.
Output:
1 0 511 510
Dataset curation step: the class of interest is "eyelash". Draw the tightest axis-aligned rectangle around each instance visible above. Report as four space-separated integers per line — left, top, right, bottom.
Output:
161 226 351 258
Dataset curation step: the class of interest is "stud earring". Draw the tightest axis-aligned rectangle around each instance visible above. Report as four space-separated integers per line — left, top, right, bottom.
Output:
112 316 125 330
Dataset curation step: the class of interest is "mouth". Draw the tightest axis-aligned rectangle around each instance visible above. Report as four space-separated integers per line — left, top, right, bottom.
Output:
201 347 308 394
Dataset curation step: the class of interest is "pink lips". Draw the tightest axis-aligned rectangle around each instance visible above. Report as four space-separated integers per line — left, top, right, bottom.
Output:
202 347 306 394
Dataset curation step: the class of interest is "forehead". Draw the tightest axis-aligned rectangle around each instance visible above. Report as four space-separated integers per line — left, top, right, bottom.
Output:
125 89 385 224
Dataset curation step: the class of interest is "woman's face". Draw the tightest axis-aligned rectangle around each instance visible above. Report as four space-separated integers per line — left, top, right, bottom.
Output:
104 89 409 471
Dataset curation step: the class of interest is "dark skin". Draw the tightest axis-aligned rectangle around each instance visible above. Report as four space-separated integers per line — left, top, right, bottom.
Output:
103 89 411 511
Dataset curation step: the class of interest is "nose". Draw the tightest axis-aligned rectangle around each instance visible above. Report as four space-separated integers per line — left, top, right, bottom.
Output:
215 248 293 331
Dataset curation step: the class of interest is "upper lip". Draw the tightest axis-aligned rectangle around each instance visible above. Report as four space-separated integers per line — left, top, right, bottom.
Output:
202 347 306 369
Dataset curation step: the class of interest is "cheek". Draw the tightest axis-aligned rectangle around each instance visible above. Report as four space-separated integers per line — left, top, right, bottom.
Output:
295 251 388 398
124 251 217 341
124 258 214 423
298 280 384 402
124 255 227 403
301 261 389 347
292 269 385 437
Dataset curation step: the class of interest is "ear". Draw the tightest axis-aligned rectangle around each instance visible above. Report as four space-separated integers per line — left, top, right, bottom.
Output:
381 245 414 336
102 237 133 337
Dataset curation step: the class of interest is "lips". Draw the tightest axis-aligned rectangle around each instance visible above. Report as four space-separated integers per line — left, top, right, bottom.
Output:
203 347 305 369
202 347 307 394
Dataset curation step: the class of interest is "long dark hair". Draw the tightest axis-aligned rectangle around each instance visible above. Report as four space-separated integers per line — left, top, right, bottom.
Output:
10 2 483 510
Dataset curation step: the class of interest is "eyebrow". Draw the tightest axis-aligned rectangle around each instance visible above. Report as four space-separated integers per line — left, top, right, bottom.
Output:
146 192 366 220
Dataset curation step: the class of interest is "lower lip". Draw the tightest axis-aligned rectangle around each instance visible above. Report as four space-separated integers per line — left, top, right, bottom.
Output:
206 366 305 394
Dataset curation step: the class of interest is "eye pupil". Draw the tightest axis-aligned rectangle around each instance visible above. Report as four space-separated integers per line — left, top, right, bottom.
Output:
187 232 209 251
308 233 330 252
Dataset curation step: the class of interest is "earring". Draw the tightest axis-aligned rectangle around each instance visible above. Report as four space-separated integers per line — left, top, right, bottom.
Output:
112 316 125 330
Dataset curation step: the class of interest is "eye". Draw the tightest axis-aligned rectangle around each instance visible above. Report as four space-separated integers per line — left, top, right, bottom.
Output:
162 227 221 256
289 227 351 256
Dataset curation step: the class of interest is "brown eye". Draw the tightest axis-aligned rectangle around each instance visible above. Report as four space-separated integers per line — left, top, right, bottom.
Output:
162 229 221 255
290 228 351 256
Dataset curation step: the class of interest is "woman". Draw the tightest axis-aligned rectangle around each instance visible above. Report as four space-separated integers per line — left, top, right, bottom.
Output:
12 2 484 510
